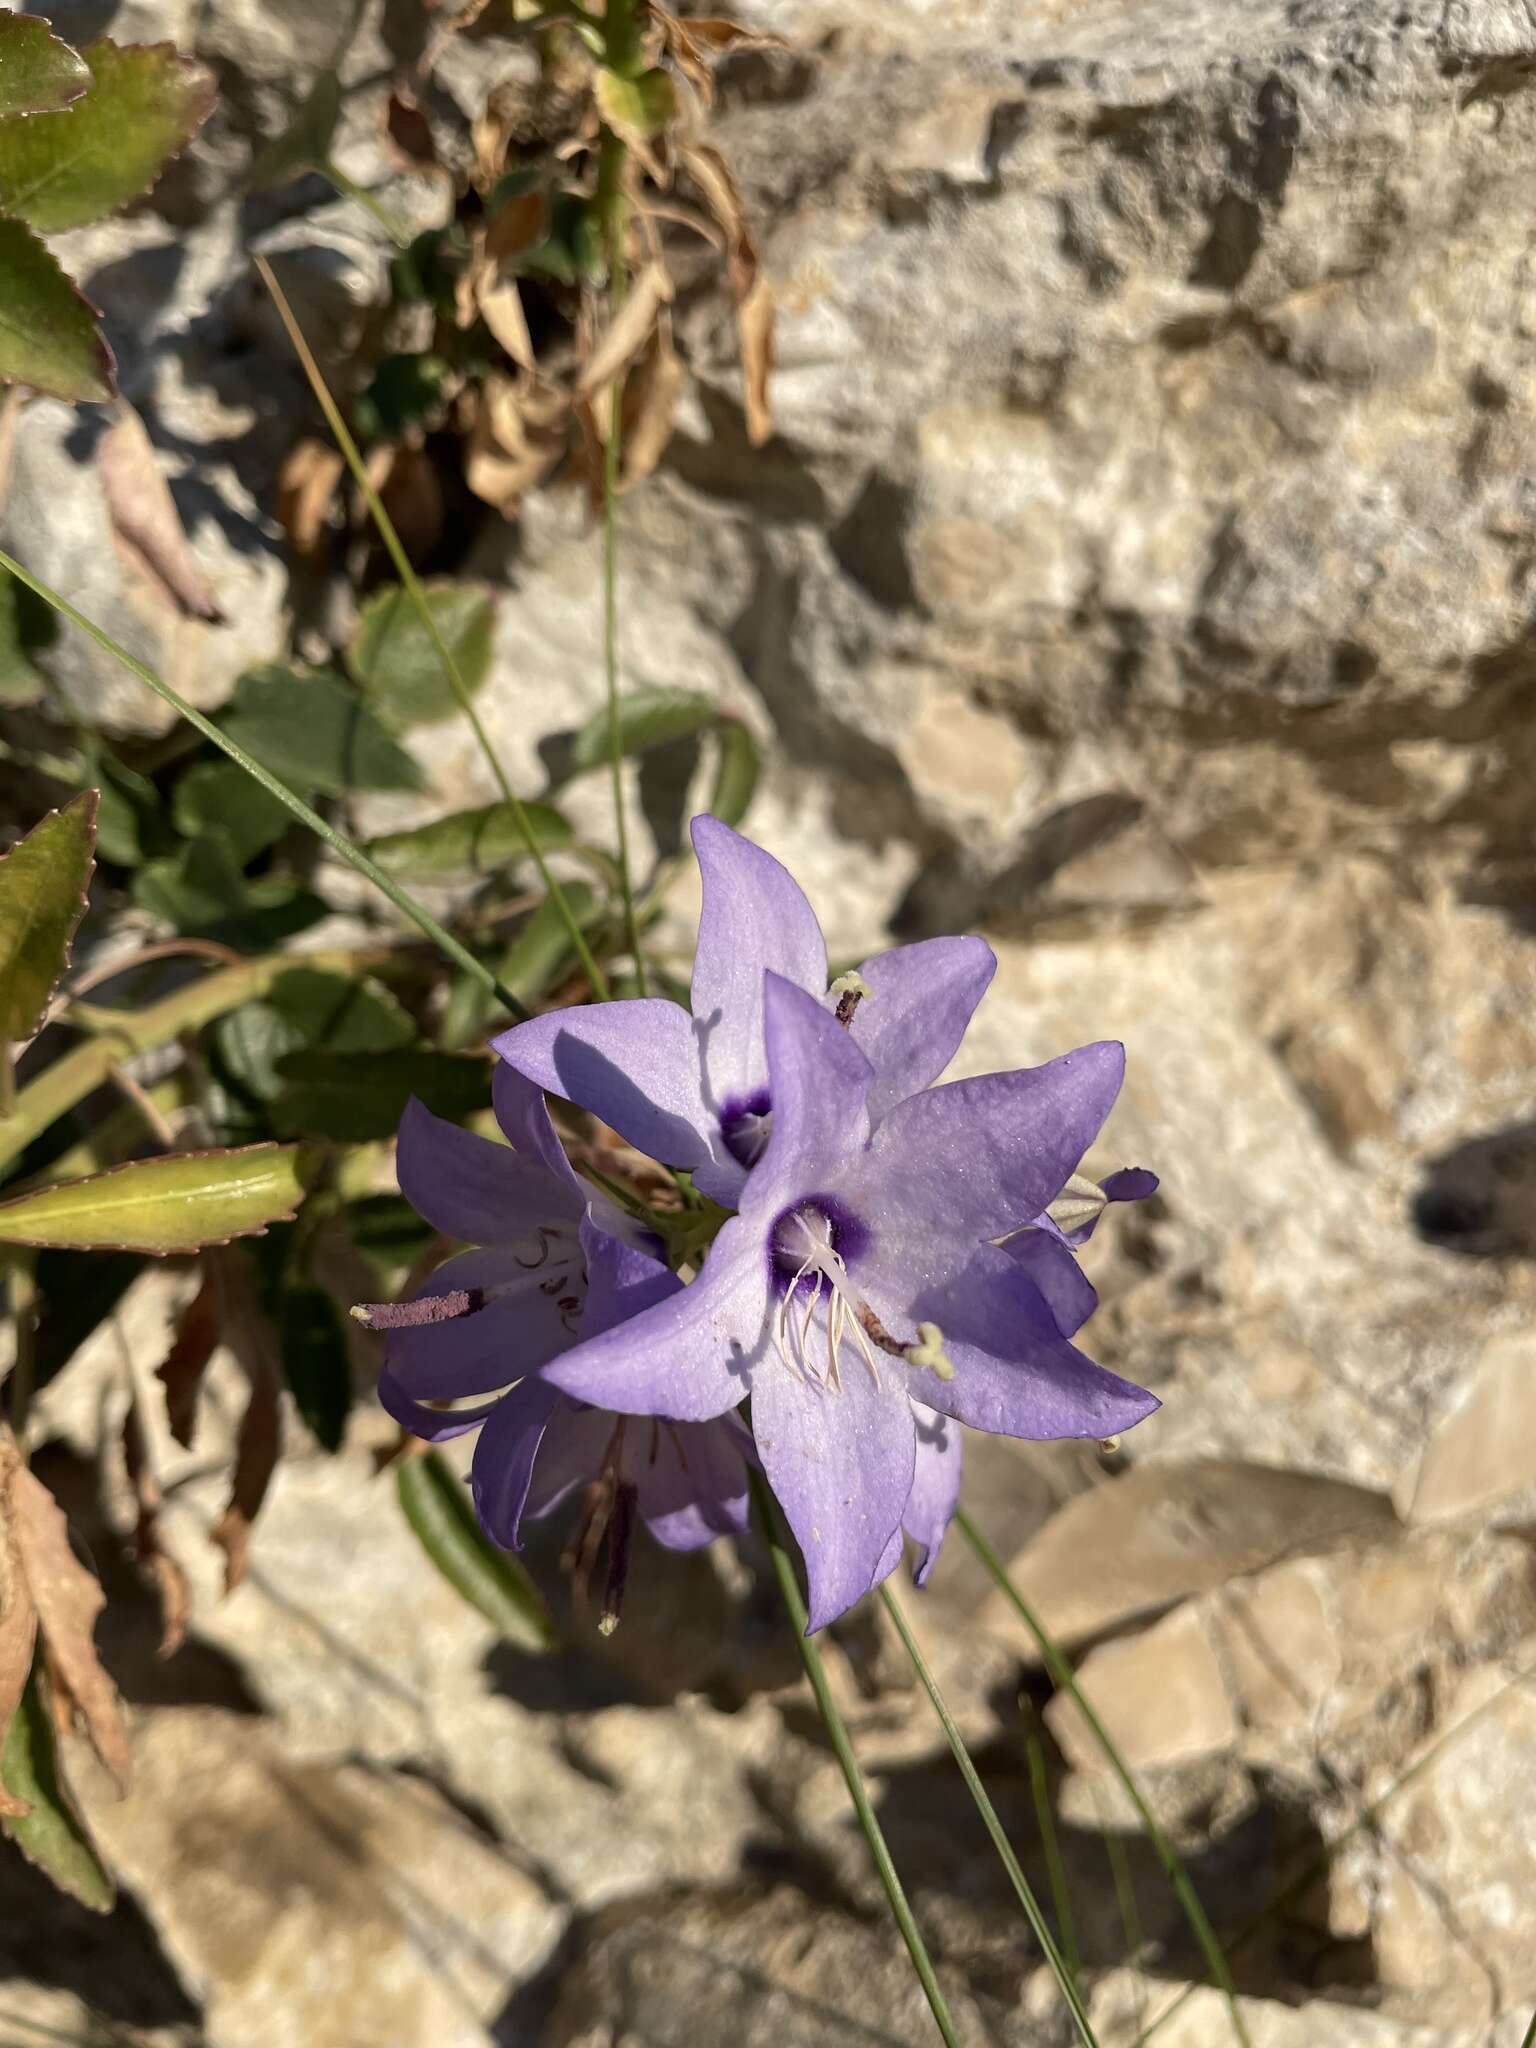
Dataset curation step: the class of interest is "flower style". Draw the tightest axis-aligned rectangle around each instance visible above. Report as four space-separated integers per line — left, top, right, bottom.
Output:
371 1067 751 1624
524 970 1160 1631
492 815 998 1205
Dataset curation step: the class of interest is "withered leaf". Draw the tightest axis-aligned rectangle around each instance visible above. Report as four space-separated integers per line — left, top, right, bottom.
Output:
1 1432 129 1792
384 88 439 172
654 8 784 105
0 1455 37 1816
681 144 774 445
120 1404 187 1661
465 373 568 515
275 436 345 556
212 1366 280 1595
737 273 775 448
97 402 223 623
155 1268 220 1450
613 313 683 494
576 260 673 401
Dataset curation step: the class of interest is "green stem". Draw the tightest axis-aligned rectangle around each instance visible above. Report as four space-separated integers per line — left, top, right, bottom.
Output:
320 160 409 247
254 255 612 1005
749 1471 961 2048
956 1509 1252 2048
0 550 530 1031
1023 1694 1082 1989
596 0 646 994
878 1583 1101 2048
6 1252 36 1461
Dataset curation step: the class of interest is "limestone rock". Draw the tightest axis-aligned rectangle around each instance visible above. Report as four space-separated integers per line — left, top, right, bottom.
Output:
1405 1330 1536 1524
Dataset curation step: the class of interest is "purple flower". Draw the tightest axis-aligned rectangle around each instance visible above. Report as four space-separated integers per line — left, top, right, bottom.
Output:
492 815 997 1205
530 971 1160 1630
371 1069 751 1625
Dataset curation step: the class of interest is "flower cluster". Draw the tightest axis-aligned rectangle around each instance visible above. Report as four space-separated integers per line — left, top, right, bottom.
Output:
371 817 1158 1631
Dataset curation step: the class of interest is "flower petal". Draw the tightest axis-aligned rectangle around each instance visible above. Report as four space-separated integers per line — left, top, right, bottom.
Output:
375 1378 502 1444
492 1060 583 1195
742 972 875 1221
521 1401 614 1522
751 1352 916 1632
904 1402 963 1587
1002 1229 1099 1337
385 1249 582 1399
690 815 828 1112
580 1213 681 1336
855 1040 1127 1259
396 1096 564 1247
542 1216 769 1421
634 1416 753 1551
493 999 716 1176
472 1375 565 1548
849 935 996 1124
901 1244 1159 1442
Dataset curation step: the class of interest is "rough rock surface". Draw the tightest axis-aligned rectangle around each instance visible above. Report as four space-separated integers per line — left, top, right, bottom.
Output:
9 0 1536 2044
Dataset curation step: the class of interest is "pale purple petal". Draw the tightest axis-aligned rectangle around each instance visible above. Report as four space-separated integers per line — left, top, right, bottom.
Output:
741 973 875 1221
579 1214 680 1336
395 1097 563 1247
493 999 717 1176
1003 1229 1099 1337
472 1375 565 1548
849 936 997 1124
854 1041 1127 1256
690 815 828 1111
385 1250 582 1399
492 1060 584 1200
522 1401 614 1522
874 1524 904 1587
376 1379 502 1443
634 1416 752 1550
542 1217 769 1421
750 1357 916 1632
904 1403 962 1587
898 1244 1159 1442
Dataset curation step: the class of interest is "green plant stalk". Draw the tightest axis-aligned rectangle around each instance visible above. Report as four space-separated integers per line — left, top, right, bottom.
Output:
1023 1697 1082 1988
0 550 532 1031
957 1508 1252 2048
252 255 612 1004
1100 1798 1146 1976
320 160 408 246
5 1251 36 1459
596 0 647 994
749 1471 961 2048
878 1583 1101 2048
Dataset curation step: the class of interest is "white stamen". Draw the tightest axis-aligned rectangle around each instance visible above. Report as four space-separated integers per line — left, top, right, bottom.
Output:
772 1209 882 1391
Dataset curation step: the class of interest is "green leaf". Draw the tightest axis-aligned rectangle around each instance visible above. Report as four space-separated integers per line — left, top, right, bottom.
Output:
566 688 718 776
440 883 601 1050
132 834 326 949
0 571 44 707
0 216 112 402
0 38 216 233
214 968 414 1104
30 1248 145 1394
281 1283 351 1453
595 66 677 143
397 1450 555 1651
0 1143 309 1253
272 1049 490 1143
87 748 164 866
352 351 450 442
0 15 91 119
0 791 96 1111
348 580 496 729
172 761 291 864
363 798 572 882
249 70 341 191
219 665 424 797
709 719 761 829
1 1668 115 1913
346 1192 432 1286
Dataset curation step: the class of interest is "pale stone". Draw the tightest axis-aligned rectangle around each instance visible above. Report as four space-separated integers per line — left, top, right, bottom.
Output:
1405 1331 1536 1524
1213 1559 1341 1734
1045 1603 1238 1772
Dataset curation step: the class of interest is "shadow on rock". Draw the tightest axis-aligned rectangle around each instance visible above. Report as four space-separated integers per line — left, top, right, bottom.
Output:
1412 1119 1536 1257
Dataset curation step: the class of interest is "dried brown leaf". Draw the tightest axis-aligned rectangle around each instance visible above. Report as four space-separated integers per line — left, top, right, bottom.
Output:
120 1406 187 1662
3 1435 129 1792
374 441 445 562
385 88 438 171
654 7 784 105
98 402 223 624
738 273 775 448
212 1366 280 1595
0 1440 38 1816
577 260 673 402
681 145 774 445
156 1269 220 1450
465 372 569 514
620 313 683 491
275 436 345 556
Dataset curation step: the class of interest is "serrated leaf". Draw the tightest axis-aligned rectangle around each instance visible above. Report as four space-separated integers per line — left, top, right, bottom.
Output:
567 689 718 777
0 38 216 233
440 883 601 1050
220 665 424 797
708 719 761 828
348 580 497 729
280 1284 351 1454
397 1450 554 1651
172 761 291 864
363 798 572 882
1 1668 114 1912
594 66 676 145
249 70 341 191
0 15 91 119
0 792 96 1113
272 1049 490 1144
0 1144 309 1254
0 216 113 402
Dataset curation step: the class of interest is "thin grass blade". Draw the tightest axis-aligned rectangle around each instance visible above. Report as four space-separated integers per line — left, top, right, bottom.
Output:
878 1582 1101 2048
253 254 611 1003
748 1471 961 2048
1022 1693 1081 1984
0 548 529 1024
957 1508 1251 2048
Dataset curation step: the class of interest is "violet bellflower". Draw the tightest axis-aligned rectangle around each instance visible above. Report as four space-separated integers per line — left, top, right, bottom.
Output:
368 1065 750 1628
492 823 1159 1632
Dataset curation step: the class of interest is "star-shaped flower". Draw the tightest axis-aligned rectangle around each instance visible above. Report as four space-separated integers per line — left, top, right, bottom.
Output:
532 972 1159 1629
369 1069 750 1621
492 815 997 1205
